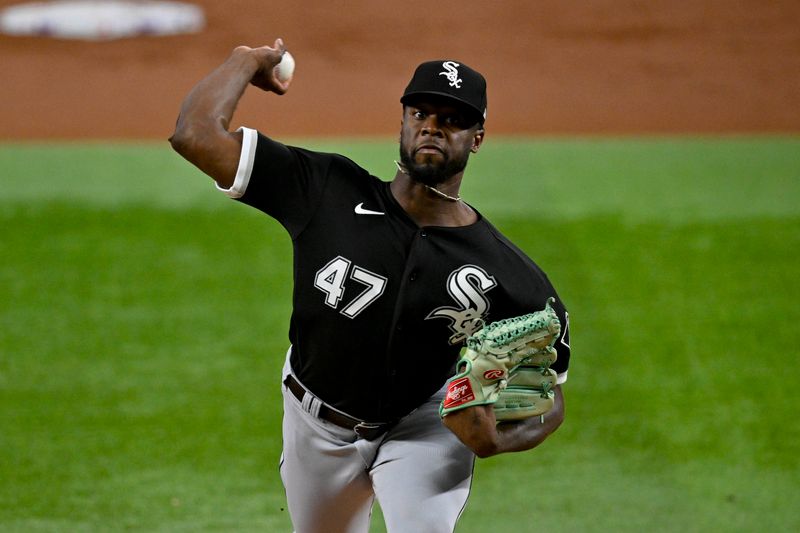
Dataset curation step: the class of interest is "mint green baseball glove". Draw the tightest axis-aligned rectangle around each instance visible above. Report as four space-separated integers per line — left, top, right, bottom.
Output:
493 357 558 421
440 298 561 419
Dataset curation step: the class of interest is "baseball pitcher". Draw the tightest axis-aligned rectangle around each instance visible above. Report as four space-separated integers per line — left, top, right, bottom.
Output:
170 38 571 533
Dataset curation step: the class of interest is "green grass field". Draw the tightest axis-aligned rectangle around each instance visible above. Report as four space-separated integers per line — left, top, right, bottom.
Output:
1 137 799 532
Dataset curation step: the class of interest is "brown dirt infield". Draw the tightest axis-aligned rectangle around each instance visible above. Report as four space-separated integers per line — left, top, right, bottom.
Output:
1 0 799 140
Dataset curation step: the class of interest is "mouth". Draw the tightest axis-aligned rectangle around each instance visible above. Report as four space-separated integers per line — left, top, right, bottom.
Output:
414 144 444 155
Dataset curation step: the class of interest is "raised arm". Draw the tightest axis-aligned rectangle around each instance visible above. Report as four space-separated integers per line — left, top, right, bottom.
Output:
169 38 291 188
442 385 565 458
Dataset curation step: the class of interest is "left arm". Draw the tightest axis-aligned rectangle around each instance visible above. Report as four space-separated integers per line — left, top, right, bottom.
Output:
442 385 565 458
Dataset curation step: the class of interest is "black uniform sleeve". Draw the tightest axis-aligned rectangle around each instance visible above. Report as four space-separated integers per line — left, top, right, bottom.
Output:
233 130 333 238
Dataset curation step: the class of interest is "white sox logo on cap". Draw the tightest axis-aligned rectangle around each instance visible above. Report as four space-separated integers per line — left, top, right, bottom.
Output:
401 59 487 123
439 61 462 88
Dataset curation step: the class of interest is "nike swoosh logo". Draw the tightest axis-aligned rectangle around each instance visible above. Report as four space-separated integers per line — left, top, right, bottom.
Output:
354 202 385 216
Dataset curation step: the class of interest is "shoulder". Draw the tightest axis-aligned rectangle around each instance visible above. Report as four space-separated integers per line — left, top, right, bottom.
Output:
253 131 367 174
478 217 541 269
325 151 373 181
473 216 565 305
245 129 381 188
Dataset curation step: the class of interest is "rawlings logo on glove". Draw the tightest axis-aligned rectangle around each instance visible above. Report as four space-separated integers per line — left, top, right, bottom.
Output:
440 298 561 420
443 377 476 408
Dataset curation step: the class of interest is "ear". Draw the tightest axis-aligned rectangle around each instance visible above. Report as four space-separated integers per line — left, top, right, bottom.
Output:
471 128 485 153
399 106 407 141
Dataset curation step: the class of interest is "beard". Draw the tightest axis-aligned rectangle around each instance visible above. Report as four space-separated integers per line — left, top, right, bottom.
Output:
399 143 469 187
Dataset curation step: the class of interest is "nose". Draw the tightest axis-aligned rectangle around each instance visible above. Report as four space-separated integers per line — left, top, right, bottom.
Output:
420 114 443 136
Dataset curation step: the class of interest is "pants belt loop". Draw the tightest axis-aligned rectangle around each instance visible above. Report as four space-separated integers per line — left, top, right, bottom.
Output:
301 391 322 418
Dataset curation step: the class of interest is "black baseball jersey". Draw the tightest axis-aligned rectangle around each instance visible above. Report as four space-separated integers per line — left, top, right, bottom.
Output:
222 128 571 421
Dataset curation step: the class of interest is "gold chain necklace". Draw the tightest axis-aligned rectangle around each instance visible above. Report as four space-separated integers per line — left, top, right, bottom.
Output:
424 184 461 202
394 161 462 202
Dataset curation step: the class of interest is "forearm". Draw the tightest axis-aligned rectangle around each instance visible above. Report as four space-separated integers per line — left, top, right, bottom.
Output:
443 385 565 458
169 41 288 186
173 48 259 141
169 49 258 184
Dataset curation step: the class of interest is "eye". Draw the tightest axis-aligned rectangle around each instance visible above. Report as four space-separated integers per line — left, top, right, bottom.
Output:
444 115 466 128
413 110 426 120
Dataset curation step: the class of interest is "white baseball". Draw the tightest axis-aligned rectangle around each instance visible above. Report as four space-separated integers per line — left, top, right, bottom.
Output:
275 51 295 82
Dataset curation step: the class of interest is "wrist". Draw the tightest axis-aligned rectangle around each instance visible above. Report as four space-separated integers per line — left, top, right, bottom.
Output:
229 46 262 73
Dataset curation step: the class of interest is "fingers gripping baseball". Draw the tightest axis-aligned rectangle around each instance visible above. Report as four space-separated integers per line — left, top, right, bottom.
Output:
246 38 293 94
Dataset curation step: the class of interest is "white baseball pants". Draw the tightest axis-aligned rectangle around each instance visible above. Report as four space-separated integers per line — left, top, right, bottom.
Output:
279 357 475 533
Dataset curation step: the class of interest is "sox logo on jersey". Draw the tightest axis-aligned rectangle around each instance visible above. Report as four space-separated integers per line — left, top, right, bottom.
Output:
426 264 497 345
314 259 497 346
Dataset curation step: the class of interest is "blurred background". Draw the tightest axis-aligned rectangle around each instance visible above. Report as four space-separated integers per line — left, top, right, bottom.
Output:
2 0 799 139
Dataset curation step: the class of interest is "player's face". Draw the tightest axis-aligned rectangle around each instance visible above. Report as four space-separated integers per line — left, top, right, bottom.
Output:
399 97 484 187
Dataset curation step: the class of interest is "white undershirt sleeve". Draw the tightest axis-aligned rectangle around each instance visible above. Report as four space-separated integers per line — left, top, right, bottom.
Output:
215 126 258 198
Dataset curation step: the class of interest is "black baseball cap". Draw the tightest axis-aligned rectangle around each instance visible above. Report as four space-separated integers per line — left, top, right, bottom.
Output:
401 60 488 124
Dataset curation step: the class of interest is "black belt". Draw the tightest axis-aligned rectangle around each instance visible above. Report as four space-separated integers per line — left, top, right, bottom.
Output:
283 374 394 441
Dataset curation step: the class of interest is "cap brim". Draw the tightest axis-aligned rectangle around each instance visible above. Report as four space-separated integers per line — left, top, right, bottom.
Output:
401 90 485 124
